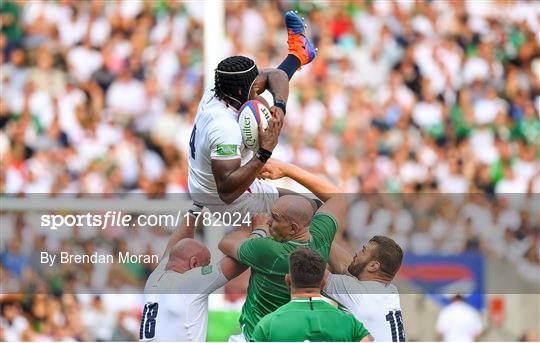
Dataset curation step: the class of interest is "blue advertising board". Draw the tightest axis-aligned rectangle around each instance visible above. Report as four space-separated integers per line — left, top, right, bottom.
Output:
399 253 485 310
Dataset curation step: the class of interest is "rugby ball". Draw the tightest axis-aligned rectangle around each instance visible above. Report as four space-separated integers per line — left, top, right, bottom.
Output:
238 100 272 151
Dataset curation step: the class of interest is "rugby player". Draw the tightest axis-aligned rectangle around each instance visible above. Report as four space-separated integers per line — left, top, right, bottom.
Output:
324 236 406 342
188 11 317 215
139 213 247 342
252 248 373 342
219 162 346 341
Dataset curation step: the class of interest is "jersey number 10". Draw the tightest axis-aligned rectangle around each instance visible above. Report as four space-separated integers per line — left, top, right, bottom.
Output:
386 310 405 342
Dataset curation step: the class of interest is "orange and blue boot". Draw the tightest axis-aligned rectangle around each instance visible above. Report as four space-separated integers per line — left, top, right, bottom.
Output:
285 11 317 68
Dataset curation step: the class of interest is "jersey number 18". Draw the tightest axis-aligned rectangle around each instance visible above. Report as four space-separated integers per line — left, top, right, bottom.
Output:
140 302 159 340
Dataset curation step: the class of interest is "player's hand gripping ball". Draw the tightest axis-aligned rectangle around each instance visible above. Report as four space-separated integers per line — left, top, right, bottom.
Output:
238 100 272 151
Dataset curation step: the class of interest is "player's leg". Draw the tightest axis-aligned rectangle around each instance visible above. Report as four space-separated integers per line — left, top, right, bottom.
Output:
236 179 320 218
277 11 317 80
243 179 280 214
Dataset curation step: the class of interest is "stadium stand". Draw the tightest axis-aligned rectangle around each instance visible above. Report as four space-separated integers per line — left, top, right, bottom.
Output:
1 0 538 341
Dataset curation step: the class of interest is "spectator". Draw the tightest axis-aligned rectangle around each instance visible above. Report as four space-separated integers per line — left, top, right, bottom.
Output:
0 302 29 342
1 241 28 279
436 295 483 342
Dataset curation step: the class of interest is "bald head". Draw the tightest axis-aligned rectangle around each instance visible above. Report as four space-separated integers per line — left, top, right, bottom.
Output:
276 195 314 228
166 238 211 273
269 195 315 242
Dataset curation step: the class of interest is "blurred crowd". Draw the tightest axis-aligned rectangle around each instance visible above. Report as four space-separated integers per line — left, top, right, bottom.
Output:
1 0 539 341
260 0 539 196
1 0 539 195
1 293 141 341
345 193 539 283
2 0 204 195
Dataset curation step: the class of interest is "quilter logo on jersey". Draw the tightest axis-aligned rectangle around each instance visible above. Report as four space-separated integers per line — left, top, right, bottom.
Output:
399 253 485 310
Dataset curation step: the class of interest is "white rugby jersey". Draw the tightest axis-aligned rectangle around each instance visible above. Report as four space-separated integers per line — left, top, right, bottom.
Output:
188 88 253 206
324 274 405 342
140 259 228 342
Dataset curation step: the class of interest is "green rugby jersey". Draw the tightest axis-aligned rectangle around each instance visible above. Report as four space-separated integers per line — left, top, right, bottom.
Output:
251 297 370 342
237 213 338 340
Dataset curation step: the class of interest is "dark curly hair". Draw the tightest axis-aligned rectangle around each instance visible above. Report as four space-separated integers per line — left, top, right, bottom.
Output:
289 248 326 289
214 56 259 107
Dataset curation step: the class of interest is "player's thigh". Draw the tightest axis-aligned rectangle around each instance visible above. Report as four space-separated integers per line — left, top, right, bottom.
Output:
276 187 298 197
206 180 278 232
211 179 278 216
243 179 279 214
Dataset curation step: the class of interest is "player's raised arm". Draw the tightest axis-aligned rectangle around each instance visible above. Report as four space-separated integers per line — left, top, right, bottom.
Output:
328 240 354 275
211 114 281 204
218 256 248 280
253 68 288 118
218 214 270 260
260 159 352 275
259 159 347 230
162 204 201 259
218 227 252 260
260 159 338 200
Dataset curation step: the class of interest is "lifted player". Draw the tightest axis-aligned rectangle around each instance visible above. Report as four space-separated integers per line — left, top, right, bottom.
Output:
188 11 317 215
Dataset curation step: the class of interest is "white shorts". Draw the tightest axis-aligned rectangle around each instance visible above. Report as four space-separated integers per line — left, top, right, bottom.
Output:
206 179 279 217
228 331 247 342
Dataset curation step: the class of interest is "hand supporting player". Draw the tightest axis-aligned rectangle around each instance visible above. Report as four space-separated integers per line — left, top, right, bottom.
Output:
251 213 271 229
258 159 289 180
250 213 271 238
